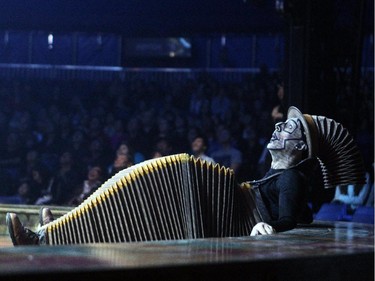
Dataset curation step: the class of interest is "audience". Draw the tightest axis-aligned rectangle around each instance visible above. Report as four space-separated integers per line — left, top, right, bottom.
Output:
0 70 372 211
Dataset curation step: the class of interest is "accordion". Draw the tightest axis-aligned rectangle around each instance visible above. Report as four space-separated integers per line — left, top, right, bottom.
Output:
42 154 262 245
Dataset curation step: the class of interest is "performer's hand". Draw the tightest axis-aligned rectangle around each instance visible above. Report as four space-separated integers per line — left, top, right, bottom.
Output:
250 222 275 236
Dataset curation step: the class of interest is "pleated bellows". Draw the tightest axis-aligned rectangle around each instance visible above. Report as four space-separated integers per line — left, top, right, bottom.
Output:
312 116 366 189
44 154 261 245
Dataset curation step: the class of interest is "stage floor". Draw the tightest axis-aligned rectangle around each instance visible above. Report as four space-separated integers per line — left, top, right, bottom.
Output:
0 221 373 281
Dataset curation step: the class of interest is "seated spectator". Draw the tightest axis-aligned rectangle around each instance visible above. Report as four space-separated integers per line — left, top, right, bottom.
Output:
211 128 242 173
116 143 130 155
111 120 126 149
173 115 188 152
84 138 110 172
139 110 158 157
153 138 173 158
271 105 284 123
365 163 374 207
0 179 32 205
68 130 88 157
333 184 369 208
51 151 81 205
107 153 133 178
68 166 103 206
115 142 144 165
270 83 286 123
151 150 163 159
156 117 172 140
332 172 372 213
365 183 374 207
210 86 231 121
126 118 143 155
191 136 215 164
21 150 40 179
0 132 24 193
32 166 56 205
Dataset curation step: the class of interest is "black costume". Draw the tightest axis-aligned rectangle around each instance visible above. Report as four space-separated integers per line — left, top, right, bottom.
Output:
250 158 317 232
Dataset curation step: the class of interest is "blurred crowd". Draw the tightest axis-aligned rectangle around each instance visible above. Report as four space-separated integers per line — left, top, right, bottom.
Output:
0 70 373 208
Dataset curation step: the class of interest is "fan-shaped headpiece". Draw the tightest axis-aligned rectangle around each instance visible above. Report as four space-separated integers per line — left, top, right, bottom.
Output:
287 106 366 189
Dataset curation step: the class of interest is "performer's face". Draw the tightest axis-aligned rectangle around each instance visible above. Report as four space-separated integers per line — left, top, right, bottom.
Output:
267 118 305 151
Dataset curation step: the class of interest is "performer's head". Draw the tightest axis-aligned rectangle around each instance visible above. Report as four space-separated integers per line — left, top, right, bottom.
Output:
267 117 308 169
267 106 365 188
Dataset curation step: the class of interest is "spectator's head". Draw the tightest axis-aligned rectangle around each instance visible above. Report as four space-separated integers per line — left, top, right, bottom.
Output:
17 179 30 197
141 110 155 129
105 113 115 126
277 84 284 100
26 150 39 164
271 105 284 123
31 165 50 184
217 128 231 145
113 153 132 170
116 143 130 156
90 139 103 154
60 151 73 167
174 116 186 133
114 119 124 132
72 130 85 146
127 117 140 135
191 136 208 156
87 166 102 182
0 111 7 129
89 117 102 136
6 132 21 151
187 127 201 144
157 117 171 135
151 150 163 159
59 115 71 132
48 104 61 124
19 111 31 132
155 138 172 156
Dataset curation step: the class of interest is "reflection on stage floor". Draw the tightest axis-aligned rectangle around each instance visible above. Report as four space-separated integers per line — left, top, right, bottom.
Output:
0 221 373 281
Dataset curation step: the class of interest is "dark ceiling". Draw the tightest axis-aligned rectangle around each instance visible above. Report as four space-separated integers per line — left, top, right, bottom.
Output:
0 0 285 36
0 1 372 36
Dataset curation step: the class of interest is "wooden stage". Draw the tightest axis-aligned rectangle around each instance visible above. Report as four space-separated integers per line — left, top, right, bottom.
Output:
0 221 373 281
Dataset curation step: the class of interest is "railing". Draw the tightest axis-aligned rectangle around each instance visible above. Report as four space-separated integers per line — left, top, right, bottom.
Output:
0 63 282 83
0 204 72 235
1 63 372 84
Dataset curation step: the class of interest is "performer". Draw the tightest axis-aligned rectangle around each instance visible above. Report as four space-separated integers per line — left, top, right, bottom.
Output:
6 106 365 245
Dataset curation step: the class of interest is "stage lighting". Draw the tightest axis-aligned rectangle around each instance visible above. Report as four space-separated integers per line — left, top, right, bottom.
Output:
48 33 53 50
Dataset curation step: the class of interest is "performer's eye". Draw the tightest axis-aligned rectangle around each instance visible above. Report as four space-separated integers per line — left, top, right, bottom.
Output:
284 120 297 133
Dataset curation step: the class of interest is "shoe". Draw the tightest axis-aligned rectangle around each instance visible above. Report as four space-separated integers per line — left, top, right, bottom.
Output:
39 207 54 226
6 213 39 246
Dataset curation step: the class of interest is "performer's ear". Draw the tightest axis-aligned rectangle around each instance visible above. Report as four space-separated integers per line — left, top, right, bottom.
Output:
294 141 307 151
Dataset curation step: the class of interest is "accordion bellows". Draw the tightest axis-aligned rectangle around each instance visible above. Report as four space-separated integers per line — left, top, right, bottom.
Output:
42 154 262 245
312 116 366 189
288 106 365 189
